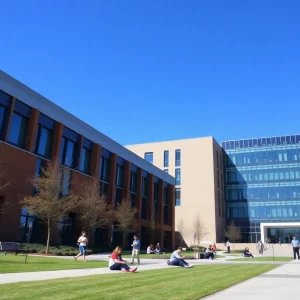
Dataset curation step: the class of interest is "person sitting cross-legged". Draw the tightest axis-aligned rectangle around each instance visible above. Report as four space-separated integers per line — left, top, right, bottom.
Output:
205 246 215 259
109 246 137 273
147 244 155 254
169 247 193 268
243 247 254 258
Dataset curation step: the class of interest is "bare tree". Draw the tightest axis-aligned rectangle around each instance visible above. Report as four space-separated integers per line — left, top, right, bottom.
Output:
225 221 242 249
192 214 208 251
176 218 185 247
78 180 113 230
20 163 78 254
115 198 138 247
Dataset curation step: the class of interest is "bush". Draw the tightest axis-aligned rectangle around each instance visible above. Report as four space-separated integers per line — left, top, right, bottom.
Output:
21 243 93 256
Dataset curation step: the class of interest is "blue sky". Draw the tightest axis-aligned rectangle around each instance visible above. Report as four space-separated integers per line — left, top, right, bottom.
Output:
1 1 300 145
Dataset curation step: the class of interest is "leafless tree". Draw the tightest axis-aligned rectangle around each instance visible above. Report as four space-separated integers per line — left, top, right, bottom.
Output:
20 162 78 254
78 180 113 230
225 221 242 249
192 214 208 251
115 198 138 247
176 218 185 247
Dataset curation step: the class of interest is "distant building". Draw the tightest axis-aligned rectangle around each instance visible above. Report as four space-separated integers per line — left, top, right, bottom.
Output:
222 136 300 243
126 137 226 245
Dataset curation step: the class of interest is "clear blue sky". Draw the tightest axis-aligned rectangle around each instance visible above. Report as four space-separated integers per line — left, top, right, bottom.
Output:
1 1 300 145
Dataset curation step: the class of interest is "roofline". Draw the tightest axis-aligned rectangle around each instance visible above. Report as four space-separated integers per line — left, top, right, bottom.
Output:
0 70 175 185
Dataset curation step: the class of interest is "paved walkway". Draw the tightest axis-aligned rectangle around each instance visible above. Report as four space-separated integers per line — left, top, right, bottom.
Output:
204 259 300 300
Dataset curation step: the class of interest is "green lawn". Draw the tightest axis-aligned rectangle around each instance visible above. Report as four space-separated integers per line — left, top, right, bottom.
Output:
1 264 276 300
229 256 293 262
0 254 107 273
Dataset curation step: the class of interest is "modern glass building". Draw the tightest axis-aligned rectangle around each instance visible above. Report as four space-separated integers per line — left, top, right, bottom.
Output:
222 135 300 243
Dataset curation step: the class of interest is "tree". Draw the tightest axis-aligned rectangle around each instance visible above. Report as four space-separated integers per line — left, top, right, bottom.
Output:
20 162 78 254
176 218 185 247
78 180 113 230
115 198 139 247
225 221 242 249
192 214 208 251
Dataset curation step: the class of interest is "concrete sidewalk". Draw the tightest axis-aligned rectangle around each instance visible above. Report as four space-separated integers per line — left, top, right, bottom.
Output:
204 260 300 300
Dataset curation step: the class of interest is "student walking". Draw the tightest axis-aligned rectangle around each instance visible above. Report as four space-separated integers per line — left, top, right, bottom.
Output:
131 235 140 265
226 240 230 253
257 240 265 255
291 237 300 260
74 231 88 262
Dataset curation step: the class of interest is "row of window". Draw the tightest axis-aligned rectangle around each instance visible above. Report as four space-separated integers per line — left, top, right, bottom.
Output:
227 204 300 219
222 135 300 150
226 168 300 184
225 148 300 166
226 186 300 201
144 149 181 167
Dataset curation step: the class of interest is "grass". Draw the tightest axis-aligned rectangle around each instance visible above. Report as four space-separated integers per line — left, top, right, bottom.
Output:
0 264 277 300
0 254 107 273
229 256 293 262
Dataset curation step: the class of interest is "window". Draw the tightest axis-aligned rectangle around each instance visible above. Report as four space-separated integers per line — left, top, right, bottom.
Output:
164 151 169 168
217 170 220 188
130 170 137 208
80 138 92 174
154 181 159 218
8 100 31 149
0 90 12 140
175 188 181 206
116 165 124 187
142 176 148 219
35 114 54 159
216 151 219 168
60 168 71 197
59 127 80 169
164 186 169 224
144 152 153 164
100 156 110 182
175 168 181 185
164 169 168 173
175 149 181 167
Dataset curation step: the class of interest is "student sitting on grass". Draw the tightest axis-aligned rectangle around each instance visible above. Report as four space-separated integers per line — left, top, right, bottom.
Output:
205 245 215 259
168 247 193 268
147 244 155 254
109 246 137 273
155 243 165 254
243 247 254 258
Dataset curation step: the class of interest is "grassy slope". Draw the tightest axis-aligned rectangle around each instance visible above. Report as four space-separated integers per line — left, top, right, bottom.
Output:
0 254 107 273
1 264 276 300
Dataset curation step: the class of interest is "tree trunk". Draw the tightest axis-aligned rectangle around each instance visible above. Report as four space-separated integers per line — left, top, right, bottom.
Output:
46 221 51 255
122 232 127 248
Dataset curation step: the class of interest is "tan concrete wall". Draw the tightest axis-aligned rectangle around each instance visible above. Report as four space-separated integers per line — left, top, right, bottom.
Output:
126 137 226 246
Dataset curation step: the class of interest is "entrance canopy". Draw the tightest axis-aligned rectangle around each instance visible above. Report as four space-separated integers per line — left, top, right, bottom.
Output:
261 222 300 243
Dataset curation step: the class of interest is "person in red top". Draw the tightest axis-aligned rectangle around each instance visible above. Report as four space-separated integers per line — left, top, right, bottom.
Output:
109 246 137 273
212 243 217 258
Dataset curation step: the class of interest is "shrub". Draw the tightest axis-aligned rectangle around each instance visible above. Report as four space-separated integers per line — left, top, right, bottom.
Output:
21 243 93 256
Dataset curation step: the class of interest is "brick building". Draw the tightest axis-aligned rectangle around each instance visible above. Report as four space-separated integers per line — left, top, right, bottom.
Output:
0 70 175 249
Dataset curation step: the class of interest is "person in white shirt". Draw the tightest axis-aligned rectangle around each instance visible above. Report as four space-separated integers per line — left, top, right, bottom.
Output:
226 240 230 253
169 247 193 268
74 231 88 262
